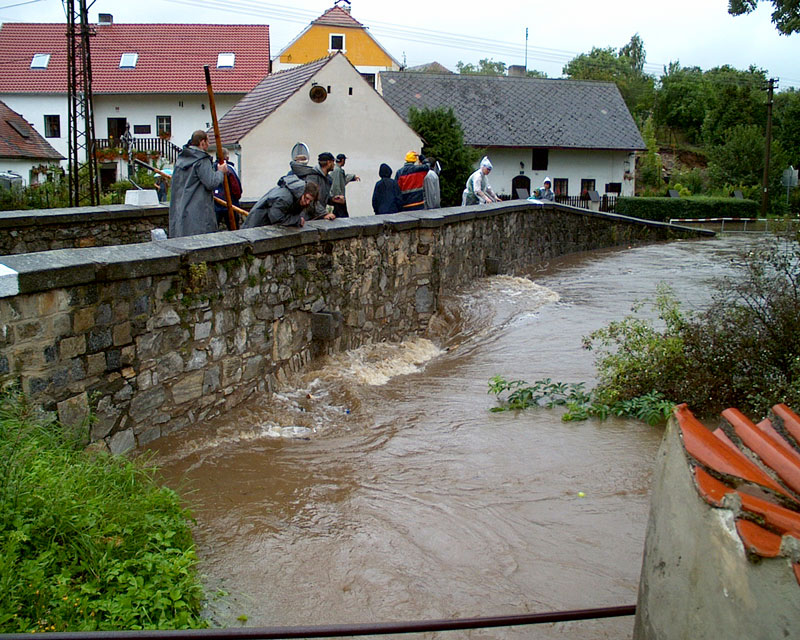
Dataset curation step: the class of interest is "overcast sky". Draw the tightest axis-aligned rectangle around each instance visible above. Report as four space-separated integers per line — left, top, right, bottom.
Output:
2 0 799 88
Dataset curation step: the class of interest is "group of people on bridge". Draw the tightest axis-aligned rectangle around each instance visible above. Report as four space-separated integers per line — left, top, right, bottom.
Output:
167 132 554 238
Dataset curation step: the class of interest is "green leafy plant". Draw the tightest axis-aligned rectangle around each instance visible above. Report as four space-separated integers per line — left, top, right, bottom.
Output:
0 389 207 632
488 375 675 426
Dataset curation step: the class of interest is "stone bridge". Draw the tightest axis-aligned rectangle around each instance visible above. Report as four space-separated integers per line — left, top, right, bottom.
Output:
0 201 711 452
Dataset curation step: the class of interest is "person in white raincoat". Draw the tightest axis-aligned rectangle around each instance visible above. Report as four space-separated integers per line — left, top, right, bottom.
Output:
462 156 501 205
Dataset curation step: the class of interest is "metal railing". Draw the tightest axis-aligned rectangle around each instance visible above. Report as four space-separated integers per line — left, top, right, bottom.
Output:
668 217 800 232
0 605 635 639
95 137 182 164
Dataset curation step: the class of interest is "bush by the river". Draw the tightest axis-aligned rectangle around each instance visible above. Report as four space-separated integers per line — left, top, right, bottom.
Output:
585 235 800 418
616 195 759 222
0 390 207 632
490 234 800 421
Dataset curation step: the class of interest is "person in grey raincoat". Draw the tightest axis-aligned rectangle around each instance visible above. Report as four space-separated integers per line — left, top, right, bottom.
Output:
539 177 555 202
168 130 228 237
290 151 337 220
242 174 319 228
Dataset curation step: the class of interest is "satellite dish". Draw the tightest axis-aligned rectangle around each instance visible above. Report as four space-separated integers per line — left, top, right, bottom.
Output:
309 83 327 103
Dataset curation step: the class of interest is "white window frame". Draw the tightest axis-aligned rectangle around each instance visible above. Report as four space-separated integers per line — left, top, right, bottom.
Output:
119 53 138 68
328 33 346 53
217 52 235 68
30 53 51 69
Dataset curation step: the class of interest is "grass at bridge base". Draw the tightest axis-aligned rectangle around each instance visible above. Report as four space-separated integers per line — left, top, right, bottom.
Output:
0 389 207 633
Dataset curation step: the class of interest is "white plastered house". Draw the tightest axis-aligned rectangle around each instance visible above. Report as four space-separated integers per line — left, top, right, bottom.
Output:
215 53 423 217
379 70 645 200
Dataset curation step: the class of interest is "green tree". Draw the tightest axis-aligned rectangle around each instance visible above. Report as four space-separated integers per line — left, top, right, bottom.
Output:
562 34 655 124
654 62 708 143
729 0 800 34
455 59 547 78
700 65 766 146
456 58 507 75
774 87 800 167
407 106 480 207
639 116 663 190
707 123 789 212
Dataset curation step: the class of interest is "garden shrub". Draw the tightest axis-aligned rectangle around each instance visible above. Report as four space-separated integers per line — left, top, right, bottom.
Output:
616 195 759 221
0 390 207 632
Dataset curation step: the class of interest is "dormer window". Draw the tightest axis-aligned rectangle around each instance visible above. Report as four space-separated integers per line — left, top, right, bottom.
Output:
30 53 50 69
329 34 345 52
119 53 138 68
217 53 235 69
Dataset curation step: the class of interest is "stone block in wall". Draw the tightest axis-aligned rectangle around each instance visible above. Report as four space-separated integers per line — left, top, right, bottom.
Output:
162 232 249 265
108 428 135 455
129 386 166 422
171 371 204 405
56 391 89 428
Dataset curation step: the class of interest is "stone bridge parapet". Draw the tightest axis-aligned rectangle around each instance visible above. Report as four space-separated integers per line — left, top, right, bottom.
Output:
0 202 711 452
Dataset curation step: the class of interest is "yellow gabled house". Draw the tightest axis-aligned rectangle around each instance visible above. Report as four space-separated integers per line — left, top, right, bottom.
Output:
272 1 400 88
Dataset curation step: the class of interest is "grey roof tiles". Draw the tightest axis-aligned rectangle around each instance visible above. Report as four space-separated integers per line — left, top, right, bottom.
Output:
380 72 645 150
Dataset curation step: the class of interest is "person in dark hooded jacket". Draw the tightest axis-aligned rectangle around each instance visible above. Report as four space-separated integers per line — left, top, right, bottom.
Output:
372 163 402 215
242 174 318 228
169 130 228 237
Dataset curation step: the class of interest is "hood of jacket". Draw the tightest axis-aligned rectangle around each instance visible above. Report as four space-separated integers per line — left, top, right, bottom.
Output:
277 172 308 199
379 163 392 178
290 161 327 181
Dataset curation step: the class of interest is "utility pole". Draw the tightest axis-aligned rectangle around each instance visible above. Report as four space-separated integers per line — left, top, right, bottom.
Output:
525 28 528 71
760 77 776 217
66 0 100 207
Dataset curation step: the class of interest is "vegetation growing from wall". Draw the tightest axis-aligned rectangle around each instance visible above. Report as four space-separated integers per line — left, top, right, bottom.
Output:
0 390 207 632
490 234 800 421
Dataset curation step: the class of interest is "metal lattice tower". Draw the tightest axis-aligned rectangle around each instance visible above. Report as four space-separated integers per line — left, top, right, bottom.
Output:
65 0 100 207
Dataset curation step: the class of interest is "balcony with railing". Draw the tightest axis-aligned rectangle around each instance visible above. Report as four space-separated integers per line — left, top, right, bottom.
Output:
95 136 182 165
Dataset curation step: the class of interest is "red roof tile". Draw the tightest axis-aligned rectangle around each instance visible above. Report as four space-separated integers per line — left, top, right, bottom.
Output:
0 23 270 94
0 100 63 160
312 6 364 29
677 403 800 586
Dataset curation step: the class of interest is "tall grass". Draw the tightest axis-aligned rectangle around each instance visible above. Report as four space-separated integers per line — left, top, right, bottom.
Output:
0 389 207 632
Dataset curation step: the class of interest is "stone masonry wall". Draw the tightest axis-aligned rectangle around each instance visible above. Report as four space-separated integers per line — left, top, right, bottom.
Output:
0 204 169 255
0 202 710 452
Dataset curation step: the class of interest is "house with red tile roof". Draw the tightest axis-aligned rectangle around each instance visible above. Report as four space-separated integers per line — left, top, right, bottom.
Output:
215 52 422 217
0 100 63 185
272 2 399 88
0 16 270 186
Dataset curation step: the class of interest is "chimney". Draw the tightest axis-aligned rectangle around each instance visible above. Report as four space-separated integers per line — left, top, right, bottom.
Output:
508 65 526 77
98 13 113 25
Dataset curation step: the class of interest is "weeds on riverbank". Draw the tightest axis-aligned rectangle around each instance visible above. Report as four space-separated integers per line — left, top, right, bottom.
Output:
487 376 674 425
490 234 800 422
0 389 207 632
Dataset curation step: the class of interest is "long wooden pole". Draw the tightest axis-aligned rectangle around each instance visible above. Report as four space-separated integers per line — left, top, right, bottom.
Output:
204 64 237 231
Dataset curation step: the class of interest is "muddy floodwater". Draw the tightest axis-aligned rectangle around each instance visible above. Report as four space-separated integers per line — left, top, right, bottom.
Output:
147 235 762 639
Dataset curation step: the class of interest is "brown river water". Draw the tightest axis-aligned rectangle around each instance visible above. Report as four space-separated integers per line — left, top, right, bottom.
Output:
146 234 763 639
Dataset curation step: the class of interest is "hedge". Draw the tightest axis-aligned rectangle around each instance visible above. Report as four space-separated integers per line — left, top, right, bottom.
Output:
616 196 759 222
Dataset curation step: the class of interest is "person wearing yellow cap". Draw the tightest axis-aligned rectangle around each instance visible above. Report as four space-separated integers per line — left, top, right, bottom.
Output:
394 150 428 211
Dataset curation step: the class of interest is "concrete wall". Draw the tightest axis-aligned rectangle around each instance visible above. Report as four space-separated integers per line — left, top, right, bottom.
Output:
0 204 168 255
633 418 800 639
0 202 708 453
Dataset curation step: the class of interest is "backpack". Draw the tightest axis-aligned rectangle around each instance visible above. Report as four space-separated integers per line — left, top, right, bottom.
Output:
227 170 242 201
